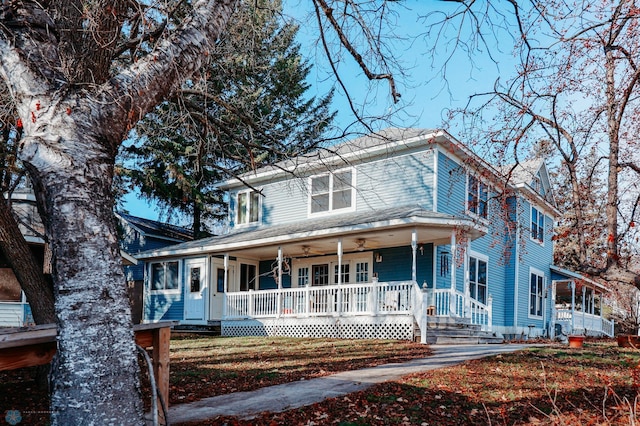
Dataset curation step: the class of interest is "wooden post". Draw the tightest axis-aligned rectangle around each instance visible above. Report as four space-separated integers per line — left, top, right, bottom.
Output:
152 325 171 420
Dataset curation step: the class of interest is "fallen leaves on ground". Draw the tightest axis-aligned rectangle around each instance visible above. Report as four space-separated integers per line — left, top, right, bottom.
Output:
179 341 640 426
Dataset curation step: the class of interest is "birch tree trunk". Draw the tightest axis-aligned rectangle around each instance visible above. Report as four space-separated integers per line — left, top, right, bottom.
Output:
0 1 238 423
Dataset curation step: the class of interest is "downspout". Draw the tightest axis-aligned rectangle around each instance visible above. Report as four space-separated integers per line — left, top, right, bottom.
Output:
513 201 520 334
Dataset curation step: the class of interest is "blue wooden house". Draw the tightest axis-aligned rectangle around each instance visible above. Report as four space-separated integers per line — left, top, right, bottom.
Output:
137 128 613 342
0 205 191 327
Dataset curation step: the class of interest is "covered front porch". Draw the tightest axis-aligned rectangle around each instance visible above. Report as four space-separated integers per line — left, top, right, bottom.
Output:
201 208 489 342
550 266 614 337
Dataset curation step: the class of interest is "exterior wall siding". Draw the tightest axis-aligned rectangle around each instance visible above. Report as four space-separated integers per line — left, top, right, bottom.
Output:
143 260 184 322
436 151 466 217
228 150 436 228
514 197 554 332
0 302 25 327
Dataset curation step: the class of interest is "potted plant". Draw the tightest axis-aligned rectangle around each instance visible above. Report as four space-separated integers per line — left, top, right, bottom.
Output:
568 330 585 348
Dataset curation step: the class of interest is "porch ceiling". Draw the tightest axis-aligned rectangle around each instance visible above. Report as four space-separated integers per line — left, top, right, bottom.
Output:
223 225 456 260
137 206 487 261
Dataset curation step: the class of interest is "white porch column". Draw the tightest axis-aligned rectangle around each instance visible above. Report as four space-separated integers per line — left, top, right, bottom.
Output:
411 229 417 283
337 238 343 314
223 254 229 318
570 281 576 333
582 285 586 333
449 230 457 316
277 246 283 317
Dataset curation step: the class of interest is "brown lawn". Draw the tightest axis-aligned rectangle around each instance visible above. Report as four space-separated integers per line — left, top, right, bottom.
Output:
0 334 430 425
176 340 640 426
3 335 640 425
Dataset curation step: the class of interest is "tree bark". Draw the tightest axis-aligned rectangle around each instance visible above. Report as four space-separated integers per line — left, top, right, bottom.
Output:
1 1 239 424
0 196 55 324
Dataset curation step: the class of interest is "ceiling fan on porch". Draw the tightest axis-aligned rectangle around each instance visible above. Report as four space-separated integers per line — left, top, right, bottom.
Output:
300 245 324 257
353 238 379 252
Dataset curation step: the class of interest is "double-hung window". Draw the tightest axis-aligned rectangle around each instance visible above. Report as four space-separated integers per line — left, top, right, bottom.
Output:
237 190 260 225
150 261 179 291
531 206 545 243
529 270 545 317
468 255 488 304
239 263 257 291
467 175 488 218
310 169 354 214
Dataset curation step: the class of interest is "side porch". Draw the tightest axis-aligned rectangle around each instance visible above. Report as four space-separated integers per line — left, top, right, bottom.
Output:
550 266 614 338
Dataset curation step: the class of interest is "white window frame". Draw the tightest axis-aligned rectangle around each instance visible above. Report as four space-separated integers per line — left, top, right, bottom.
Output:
528 268 545 319
530 205 545 245
292 253 372 287
236 189 261 226
467 252 488 305
308 168 356 216
149 260 181 294
466 173 489 219
238 261 259 292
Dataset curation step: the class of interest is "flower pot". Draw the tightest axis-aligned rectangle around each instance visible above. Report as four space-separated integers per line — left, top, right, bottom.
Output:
568 335 584 348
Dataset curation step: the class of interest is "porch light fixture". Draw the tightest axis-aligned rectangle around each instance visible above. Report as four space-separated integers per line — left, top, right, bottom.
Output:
419 244 424 255
302 245 311 257
375 253 383 263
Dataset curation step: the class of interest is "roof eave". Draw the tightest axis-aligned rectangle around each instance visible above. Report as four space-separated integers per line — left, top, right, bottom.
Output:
136 215 486 260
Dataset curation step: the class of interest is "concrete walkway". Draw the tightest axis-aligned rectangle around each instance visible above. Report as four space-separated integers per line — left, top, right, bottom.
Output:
169 343 533 424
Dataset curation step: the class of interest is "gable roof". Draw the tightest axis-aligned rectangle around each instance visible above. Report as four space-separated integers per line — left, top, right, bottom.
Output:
219 128 439 189
117 213 194 243
500 159 557 213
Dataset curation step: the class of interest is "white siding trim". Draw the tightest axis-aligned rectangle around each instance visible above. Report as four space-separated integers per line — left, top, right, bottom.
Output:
528 266 546 320
433 148 438 212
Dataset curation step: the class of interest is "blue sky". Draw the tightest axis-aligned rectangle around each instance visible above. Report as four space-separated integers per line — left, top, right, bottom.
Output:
123 1 516 223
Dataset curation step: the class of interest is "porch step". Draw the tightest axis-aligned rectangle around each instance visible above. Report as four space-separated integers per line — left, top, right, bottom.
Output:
418 317 503 345
173 323 221 335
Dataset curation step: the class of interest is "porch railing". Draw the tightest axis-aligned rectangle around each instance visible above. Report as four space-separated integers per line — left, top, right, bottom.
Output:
224 282 493 337
555 309 615 337
428 288 492 331
224 281 415 319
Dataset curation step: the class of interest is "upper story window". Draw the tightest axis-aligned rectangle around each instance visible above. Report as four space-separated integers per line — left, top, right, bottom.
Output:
467 175 489 218
531 206 545 244
237 190 260 225
309 169 354 214
150 261 179 292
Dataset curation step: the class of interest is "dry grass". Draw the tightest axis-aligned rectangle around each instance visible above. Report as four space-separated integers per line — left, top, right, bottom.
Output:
200 340 640 425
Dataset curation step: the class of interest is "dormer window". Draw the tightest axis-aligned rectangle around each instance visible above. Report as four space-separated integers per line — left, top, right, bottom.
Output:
237 190 260 225
467 175 488 218
309 169 355 214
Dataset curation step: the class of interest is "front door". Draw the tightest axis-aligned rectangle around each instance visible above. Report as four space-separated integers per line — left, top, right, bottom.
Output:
184 258 207 321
